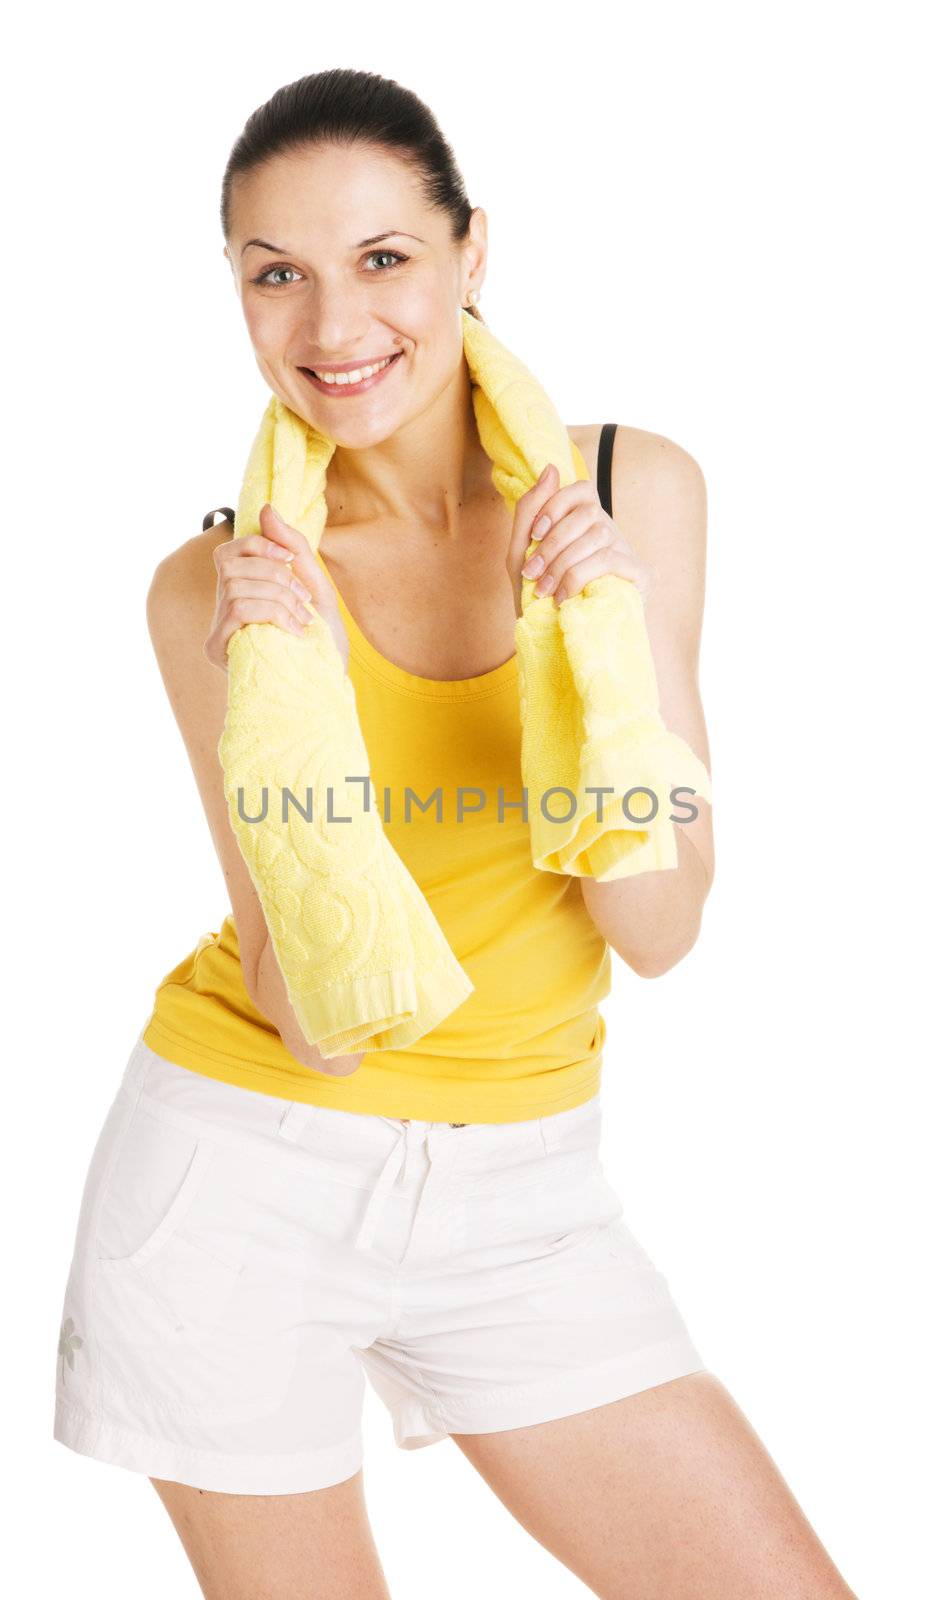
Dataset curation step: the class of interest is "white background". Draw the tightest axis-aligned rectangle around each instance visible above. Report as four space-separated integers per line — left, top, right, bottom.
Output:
9 2 925 1594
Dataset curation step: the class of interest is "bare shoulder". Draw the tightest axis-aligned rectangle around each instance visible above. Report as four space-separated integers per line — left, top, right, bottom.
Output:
146 519 230 646
569 422 707 655
143 515 276 996
607 425 706 541
568 422 705 538
144 519 230 785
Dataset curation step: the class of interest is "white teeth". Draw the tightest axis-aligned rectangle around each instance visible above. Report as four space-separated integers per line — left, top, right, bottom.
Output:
313 354 396 385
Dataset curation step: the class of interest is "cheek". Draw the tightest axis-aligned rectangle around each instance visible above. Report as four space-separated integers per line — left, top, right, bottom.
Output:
242 299 292 361
384 269 457 347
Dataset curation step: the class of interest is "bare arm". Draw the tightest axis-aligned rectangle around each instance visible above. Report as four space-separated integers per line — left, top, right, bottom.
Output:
578 428 715 977
145 520 362 1076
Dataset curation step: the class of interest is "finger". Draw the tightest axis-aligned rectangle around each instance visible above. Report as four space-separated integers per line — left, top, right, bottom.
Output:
220 554 307 587
521 506 608 582
551 549 645 605
214 531 295 569
528 528 617 598
223 575 316 615
527 478 598 545
223 594 312 641
511 471 602 582
510 463 561 567
260 503 335 592
258 503 310 565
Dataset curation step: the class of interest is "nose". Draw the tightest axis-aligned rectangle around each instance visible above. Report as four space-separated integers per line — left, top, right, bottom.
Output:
301 278 375 362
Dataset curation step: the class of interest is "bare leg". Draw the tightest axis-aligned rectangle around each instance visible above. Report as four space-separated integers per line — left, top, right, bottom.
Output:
451 1371 858 1600
150 1468 391 1600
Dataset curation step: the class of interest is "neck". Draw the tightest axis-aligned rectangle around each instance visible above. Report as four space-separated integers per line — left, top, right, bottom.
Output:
324 350 494 541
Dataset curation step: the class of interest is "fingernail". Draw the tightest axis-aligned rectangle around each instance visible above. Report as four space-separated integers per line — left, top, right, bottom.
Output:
534 515 551 538
522 555 544 577
535 573 554 595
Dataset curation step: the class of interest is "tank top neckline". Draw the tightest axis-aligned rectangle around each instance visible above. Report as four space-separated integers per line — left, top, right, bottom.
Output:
314 546 519 703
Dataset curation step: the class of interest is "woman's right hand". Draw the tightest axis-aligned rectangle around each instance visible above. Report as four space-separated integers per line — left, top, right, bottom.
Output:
281 1025 367 1078
205 502 350 673
276 1009 368 1081
250 929 368 1079
313 1048 367 1078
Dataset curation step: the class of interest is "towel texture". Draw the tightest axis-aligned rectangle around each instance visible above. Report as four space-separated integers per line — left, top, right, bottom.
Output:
218 309 712 1058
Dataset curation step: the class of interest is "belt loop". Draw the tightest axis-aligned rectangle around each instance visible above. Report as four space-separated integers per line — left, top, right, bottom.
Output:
277 1102 317 1143
539 1110 562 1154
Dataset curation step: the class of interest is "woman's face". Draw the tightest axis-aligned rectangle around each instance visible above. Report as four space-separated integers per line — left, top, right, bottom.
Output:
225 143 486 446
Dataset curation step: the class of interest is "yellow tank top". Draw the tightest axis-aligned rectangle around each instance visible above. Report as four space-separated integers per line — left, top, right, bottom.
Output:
142 558 611 1123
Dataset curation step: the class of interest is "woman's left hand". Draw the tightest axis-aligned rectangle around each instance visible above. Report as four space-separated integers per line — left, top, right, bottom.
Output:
507 463 654 615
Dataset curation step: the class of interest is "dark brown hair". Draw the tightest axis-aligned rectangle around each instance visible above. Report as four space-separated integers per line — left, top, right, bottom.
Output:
220 68 484 320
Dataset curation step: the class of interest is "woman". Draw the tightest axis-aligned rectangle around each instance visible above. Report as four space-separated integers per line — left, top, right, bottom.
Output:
53 69 856 1600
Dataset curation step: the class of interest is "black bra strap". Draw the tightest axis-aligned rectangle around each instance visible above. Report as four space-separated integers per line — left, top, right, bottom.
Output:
202 506 236 532
596 423 618 517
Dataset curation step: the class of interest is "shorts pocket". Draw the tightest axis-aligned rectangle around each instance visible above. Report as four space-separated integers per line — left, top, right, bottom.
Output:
97 1138 217 1273
92 1104 246 1335
461 1153 623 1258
543 1168 627 1254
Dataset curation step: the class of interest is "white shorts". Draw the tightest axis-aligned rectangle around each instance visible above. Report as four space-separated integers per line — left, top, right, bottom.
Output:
54 1035 707 1495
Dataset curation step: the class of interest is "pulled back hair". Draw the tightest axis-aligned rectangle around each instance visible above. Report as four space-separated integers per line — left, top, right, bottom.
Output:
220 68 484 321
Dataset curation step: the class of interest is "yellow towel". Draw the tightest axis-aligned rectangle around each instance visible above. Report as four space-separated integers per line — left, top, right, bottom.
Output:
218 310 712 1058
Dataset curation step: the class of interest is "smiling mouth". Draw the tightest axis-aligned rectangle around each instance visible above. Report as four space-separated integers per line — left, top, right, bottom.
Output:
300 350 404 389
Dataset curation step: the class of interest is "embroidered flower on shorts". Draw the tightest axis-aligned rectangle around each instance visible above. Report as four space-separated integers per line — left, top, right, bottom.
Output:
58 1316 84 1386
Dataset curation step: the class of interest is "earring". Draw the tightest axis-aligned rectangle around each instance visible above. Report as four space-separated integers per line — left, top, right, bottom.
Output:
465 289 480 307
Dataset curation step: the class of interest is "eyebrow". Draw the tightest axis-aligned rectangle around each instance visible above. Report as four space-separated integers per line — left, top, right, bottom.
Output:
240 231 425 259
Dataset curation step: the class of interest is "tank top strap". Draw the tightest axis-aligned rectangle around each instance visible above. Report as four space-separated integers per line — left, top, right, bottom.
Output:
596 423 618 517
203 507 236 532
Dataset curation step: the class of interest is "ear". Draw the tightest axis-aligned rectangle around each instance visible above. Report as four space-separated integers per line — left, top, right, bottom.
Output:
462 206 488 302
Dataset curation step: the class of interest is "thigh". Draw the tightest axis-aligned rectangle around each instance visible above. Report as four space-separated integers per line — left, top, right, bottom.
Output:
151 1468 391 1600
451 1370 858 1600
